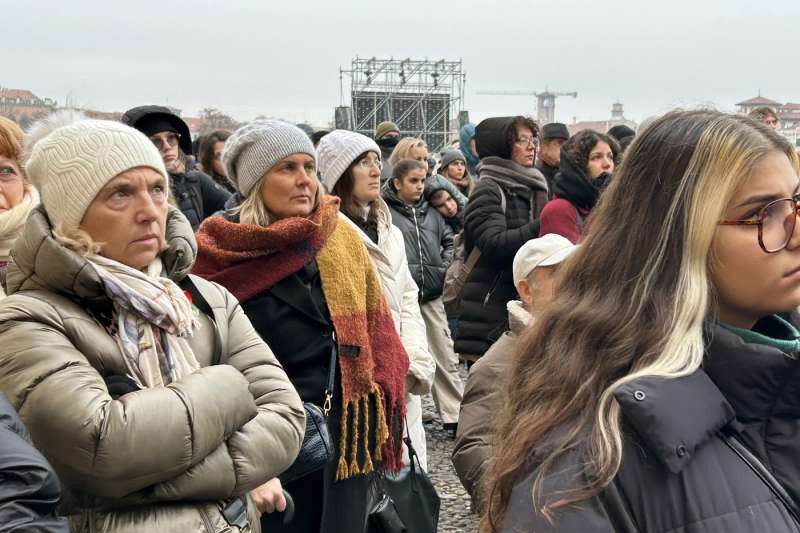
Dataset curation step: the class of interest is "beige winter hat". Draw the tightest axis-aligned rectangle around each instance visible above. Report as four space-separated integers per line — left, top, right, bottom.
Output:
25 117 167 230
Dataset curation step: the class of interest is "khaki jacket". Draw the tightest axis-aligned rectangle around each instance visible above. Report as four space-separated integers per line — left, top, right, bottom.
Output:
452 300 531 508
0 207 305 532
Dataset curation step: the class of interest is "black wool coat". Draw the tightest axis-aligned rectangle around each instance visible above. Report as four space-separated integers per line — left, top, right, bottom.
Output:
503 318 800 532
454 178 541 357
241 262 377 533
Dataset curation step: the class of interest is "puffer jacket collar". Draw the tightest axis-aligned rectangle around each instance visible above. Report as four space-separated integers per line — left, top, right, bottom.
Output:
704 315 800 424
4 205 197 301
381 180 428 219
553 152 599 211
614 317 800 475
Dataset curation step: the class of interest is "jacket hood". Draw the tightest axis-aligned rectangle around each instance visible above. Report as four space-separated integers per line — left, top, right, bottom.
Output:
4 205 197 300
459 123 480 169
424 173 467 212
474 117 515 160
552 151 600 211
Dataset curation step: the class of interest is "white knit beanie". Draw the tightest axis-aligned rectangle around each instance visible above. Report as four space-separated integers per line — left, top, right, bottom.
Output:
223 120 316 197
25 119 167 231
317 130 381 193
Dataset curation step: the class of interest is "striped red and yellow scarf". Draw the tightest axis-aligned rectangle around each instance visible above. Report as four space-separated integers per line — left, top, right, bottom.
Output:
193 195 409 479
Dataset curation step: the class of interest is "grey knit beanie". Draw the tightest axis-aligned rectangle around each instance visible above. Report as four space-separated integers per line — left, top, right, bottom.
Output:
222 120 316 197
317 130 381 193
439 148 466 171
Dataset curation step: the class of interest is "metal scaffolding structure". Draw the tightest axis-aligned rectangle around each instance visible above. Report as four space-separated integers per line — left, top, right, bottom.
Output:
338 57 466 151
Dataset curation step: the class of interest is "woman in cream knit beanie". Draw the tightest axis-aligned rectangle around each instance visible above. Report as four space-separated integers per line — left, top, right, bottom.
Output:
0 111 306 532
26 116 167 233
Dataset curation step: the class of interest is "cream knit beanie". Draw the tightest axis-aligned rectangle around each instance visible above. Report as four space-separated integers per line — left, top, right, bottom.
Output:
317 130 381 193
25 119 167 231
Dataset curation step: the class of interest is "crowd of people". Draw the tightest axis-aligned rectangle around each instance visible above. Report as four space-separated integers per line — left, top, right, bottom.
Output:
0 101 798 533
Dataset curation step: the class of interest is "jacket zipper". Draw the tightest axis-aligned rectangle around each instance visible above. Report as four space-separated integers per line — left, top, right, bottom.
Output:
411 207 425 299
483 271 503 306
199 506 215 533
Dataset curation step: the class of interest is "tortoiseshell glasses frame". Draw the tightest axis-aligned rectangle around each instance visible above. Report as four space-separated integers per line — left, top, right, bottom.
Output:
719 195 800 253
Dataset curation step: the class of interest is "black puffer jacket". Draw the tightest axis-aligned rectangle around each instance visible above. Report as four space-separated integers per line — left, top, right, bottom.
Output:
0 393 69 532
454 161 548 357
382 182 454 303
503 317 800 532
171 170 231 231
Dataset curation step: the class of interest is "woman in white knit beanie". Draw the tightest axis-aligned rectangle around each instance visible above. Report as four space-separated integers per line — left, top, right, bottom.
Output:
0 114 304 532
317 129 436 472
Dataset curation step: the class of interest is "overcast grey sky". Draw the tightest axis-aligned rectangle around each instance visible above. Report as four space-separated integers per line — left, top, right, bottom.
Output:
4 0 799 127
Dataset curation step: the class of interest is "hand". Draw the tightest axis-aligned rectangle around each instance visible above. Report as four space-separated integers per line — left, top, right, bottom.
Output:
250 478 286 514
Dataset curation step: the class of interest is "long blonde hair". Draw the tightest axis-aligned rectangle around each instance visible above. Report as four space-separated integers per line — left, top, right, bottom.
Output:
482 110 800 531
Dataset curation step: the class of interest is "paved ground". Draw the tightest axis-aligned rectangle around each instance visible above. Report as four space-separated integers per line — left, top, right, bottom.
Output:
424 365 481 533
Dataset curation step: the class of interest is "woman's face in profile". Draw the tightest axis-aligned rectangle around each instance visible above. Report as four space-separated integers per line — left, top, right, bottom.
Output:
711 150 800 328
80 167 169 270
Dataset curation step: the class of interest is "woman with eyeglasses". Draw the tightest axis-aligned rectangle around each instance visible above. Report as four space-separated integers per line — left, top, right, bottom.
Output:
317 129 436 470
483 110 800 533
122 106 231 230
538 129 620 244
0 116 39 300
454 116 549 362
193 121 410 533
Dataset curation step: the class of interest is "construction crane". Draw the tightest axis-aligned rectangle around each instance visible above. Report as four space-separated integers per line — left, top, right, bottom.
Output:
476 88 578 125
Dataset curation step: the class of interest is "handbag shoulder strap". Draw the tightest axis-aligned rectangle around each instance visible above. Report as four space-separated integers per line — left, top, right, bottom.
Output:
324 334 337 416
179 275 223 366
719 430 800 527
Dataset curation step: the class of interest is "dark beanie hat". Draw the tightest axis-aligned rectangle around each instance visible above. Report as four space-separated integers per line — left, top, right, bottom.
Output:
474 117 516 160
439 148 466 170
542 122 570 141
607 124 636 143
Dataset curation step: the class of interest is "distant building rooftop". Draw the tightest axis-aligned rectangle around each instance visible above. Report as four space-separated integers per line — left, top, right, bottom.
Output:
736 95 782 107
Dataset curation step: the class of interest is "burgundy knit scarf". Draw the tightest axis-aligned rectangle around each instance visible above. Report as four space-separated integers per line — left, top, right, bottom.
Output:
193 196 408 478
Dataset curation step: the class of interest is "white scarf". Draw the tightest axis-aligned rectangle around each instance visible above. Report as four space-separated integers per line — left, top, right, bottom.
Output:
0 187 40 262
89 255 201 388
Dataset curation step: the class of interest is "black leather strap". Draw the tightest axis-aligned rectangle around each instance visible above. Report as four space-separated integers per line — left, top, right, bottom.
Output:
323 334 337 416
179 276 222 366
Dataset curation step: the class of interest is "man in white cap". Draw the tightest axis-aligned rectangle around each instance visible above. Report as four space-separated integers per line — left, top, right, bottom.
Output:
452 233 577 509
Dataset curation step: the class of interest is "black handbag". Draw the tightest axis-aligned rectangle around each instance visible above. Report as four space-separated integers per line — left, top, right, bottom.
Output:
279 345 337 485
368 421 440 533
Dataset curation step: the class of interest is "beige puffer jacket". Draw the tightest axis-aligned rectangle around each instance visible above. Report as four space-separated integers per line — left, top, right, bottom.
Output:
0 206 305 533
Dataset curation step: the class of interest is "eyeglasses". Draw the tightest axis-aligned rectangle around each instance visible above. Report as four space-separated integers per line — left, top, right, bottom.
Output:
149 132 181 151
719 195 800 253
357 158 382 171
514 136 540 150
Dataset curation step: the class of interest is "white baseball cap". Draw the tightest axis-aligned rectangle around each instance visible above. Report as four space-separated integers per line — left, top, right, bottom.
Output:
513 234 578 286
